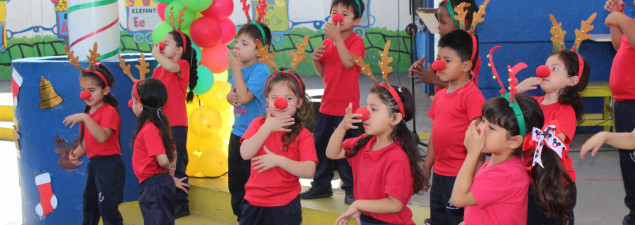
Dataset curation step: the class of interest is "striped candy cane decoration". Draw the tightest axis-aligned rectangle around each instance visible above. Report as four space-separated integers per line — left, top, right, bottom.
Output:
68 0 120 61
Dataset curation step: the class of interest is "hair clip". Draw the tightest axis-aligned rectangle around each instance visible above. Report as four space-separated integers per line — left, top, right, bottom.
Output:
487 46 527 137
530 124 568 168
549 13 596 79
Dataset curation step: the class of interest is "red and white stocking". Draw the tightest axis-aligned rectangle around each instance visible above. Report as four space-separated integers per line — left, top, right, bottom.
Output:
35 173 57 216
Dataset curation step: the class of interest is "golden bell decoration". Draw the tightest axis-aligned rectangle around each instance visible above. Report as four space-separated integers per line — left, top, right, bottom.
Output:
39 76 63 109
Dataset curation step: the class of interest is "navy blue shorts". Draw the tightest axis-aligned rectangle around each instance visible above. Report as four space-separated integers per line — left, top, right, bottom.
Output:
240 196 302 225
139 173 176 225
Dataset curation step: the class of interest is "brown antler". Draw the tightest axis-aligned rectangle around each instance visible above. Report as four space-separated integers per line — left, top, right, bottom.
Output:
86 42 101 69
64 45 83 71
574 13 597 50
136 54 150 80
168 10 175 28
348 51 377 83
454 2 471 30
255 39 277 70
118 55 136 82
379 40 393 81
470 0 490 31
177 6 188 30
289 35 309 70
549 14 566 51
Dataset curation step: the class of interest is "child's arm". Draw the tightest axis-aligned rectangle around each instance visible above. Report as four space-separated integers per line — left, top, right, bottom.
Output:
606 12 635 50
581 131 635 159
251 146 317 178
226 52 255 105
409 55 448 88
151 45 181 73
156 154 170 170
605 0 627 49
335 196 404 224
451 120 482 208
312 46 326 77
68 142 86 167
422 134 434 192
323 23 356 69
63 113 112 143
516 77 542 93
326 103 361 160
241 109 295 160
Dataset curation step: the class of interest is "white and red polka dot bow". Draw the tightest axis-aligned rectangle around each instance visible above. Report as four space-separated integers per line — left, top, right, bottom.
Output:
531 125 568 168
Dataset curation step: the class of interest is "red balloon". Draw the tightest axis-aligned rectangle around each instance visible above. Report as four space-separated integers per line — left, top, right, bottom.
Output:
190 17 222 48
274 98 288 109
219 19 236 45
201 45 229 73
431 59 446 71
355 107 370 121
536 65 551 78
201 0 234 19
157 3 168 21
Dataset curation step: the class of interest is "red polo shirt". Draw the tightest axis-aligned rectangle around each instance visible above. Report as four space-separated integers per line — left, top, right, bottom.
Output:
82 103 121 158
428 82 485 176
133 122 168 183
343 134 416 225
152 59 190 126
319 33 365 116
240 117 318 207
610 22 635 101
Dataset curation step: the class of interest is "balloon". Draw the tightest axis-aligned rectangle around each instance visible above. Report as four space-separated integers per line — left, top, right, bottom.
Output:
186 95 202 117
155 0 174 4
185 151 201 176
199 148 228 177
191 42 202 63
166 1 196 30
201 44 229 73
201 0 234 19
157 3 168 21
214 71 229 82
180 0 213 12
189 106 223 136
219 19 237 45
186 131 201 153
152 21 173 45
193 65 214 95
189 17 222 48
198 81 232 111
198 135 224 153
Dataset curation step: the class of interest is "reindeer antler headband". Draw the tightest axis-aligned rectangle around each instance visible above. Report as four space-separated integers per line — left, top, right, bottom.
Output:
257 35 309 95
487 46 528 137
118 53 151 83
549 13 596 79
240 0 268 45
65 42 108 86
348 41 405 117
167 7 189 53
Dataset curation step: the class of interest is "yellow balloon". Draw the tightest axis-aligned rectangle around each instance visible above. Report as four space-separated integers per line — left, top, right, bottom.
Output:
199 81 232 111
197 134 224 153
186 151 201 176
186 95 203 117
213 71 229 82
189 106 223 136
199 148 228 177
186 131 202 153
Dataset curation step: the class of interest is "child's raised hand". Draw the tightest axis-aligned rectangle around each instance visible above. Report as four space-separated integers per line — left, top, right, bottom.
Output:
605 0 625 13
312 46 326 61
464 120 485 153
252 146 281 173
173 177 190 194
339 103 362 130
323 22 342 41
262 108 295 133
580 131 608 160
63 113 89 128
226 50 241 71
151 43 162 58
516 77 542 93
606 11 630 28
334 204 361 225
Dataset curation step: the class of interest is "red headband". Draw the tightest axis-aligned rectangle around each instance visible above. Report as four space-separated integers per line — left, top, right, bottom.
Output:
85 67 108 87
376 83 405 117
176 30 187 53
265 70 304 95
571 47 584 79
133 80 142 105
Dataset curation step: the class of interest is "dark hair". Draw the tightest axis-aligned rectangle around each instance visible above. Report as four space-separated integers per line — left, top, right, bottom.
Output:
551 49 590 122
346 86 424 194
236 23 272 47
438 30 479 71
79 64 119 140
169 31 198 103
131 78 176 163
264 69 312 152
330 0 365 19
437 0 479 29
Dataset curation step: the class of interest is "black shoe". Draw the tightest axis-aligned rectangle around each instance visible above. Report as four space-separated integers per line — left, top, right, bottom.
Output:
424 218 431 225
344 191 354 204
299 187 333 199
174 205 190 219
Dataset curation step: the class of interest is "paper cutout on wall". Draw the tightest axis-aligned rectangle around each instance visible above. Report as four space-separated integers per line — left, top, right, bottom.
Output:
54 135 81 170
35 173 57 216
39 76 63 109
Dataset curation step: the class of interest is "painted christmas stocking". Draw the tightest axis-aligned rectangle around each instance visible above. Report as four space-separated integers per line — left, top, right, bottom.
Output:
35 173 57 216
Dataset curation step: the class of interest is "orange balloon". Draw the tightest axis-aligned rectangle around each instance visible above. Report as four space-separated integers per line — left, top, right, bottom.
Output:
201 44 229 73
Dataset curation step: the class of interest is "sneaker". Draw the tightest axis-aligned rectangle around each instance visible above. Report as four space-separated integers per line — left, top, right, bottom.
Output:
424 218 431 225
174 205 190 219
299 187 333 199
344 191 354 204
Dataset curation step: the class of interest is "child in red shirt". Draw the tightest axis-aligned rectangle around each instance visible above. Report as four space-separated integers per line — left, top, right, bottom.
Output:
424 29 486 225
129 78 188 225
452 94 545 225
302 0 365 204
63 64 125 225
151 30 198 217
326 85 424 225
239 71 317 225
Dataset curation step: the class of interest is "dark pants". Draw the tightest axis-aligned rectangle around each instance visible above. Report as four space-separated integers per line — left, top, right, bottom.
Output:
82 155 125 225
527 183 577 225
139 173 176 225
171 126 189 209
361 213 391 225
311 112 355 191
616 101 635 225
430 173 463 225
240 196 302 225
228 133 251 221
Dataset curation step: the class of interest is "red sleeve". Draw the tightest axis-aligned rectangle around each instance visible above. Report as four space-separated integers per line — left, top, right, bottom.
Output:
428 94 439 119
342 135 364 155
384 155 413 204
99 105 120 131
298 129 318 163
177 60 190 81
470 168 513 208
240 117 265 143
348 36 365 59
464 89 485 121
551 107 577 143
142 126 167 156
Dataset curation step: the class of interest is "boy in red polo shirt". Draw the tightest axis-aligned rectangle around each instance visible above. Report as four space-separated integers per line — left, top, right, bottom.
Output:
424 30 485 225
301 0 365 204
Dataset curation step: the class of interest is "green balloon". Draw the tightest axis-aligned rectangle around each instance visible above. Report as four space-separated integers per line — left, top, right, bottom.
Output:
180 0 213 12
191 42 202 63
166 1 196 30
155 0 175 4
152 21 173 45
193 65 214 95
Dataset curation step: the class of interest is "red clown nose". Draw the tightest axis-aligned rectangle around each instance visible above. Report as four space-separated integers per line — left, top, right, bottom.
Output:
156 42 165 50
80 91 91 100
536 65 551 78
431 60 446 71
128 99 133 109
332 14 343 24
274 98 288 109
355 107 370 121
